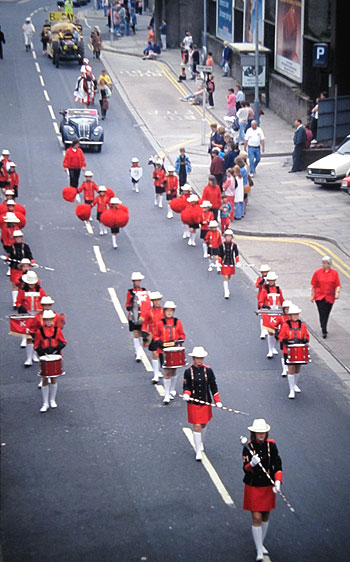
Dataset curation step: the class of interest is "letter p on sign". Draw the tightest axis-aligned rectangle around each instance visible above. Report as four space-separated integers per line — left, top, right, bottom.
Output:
313 43 328 67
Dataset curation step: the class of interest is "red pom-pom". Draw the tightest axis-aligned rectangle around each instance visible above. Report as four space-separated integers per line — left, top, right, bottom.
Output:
106 187 115 200
75 204 91 221
15 212 26 229
170 197 187 213
62 186 77 202
100 209 129 228
181 205 201 225
14 204 26 216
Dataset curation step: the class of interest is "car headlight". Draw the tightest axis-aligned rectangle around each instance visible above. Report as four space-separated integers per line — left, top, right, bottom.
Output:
308 169 312 175
331 169 336 176
68 127 75 135
93 127 103 135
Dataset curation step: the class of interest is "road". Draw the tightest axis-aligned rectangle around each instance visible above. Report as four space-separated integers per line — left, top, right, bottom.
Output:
0 2 349 562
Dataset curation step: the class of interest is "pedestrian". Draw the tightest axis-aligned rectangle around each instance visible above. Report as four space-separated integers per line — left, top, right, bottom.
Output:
0 26 5 59
98 79 111 120
63 140 86 189
137 0 143 15
164 165 178 219
205 220 222 273
129 157 143 193
7 162 19 198
220 41 231 76
289 119 306 172
152 158 166 208
35 310 66 412
245 102 255 131
175 148 191 189
206 74 215 108
125 8 131 36
279 304 310 398
40 20 50 54
304 124 313 149
98 68 113 91
147 26 154 42
311 256 341 338
199 200 214 258
113 8 121 36
310 92 326 141
219 229 240 299
141 291 164 383
222 167 235 220
183 346 222 461
235 153 250 215
191 44 200 79
220 194 232 234
244 120 265 177
210 148 224 189
159 19 167 50
7 229 35 308
16 270 46 367
182 31 193 64
78 171 98 206
242 418 283 561
92 185 109 235
209 122 224 154
22 18 35 52
224 142 239 172
131 8 137 34
90 27 102 60
235 84 245 110
202 175 222 220
154 301 186 404
102 0 109 17
226 88 236 117
236 102 249 145
255 264 271 339
233 165 244 220
125 271 147 362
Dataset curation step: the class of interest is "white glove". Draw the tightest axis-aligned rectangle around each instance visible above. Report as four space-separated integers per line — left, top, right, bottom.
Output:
32 263 39 269
236 262 241 268
273 480 281 494
216 401 223 408
250 454 261 467
183 394 190 402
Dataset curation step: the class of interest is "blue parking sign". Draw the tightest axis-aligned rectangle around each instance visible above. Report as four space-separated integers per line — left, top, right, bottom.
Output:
313 43 328 67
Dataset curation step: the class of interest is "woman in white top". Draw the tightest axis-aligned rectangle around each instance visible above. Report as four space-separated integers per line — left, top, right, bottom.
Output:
233 165 244 219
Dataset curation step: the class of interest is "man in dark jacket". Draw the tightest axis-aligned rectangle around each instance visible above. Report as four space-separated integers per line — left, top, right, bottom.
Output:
290 119 306 172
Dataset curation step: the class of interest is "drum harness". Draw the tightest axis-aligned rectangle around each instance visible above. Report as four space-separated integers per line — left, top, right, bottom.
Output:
286 319 303 344
39 326 58 350
161 317 178 344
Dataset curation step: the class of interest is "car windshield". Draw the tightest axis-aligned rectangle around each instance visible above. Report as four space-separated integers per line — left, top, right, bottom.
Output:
337 138 350 155
66 109 98 118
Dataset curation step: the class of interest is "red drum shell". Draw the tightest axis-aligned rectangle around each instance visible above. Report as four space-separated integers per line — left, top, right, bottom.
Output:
163 346 186 368
40 355 63 377
287 344 310 364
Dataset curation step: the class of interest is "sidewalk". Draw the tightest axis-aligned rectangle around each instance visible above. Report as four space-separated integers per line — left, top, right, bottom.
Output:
82 9 350 376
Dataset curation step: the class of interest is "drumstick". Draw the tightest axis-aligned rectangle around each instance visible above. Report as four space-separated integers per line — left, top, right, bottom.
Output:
240 436 296 513
0 255 55 271
179 394 250 416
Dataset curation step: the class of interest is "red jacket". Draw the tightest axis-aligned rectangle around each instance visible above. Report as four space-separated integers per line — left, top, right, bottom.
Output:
142 307 164 336
255 276 267 299
258 285 284 309
311 268 341 304
16 286 47 313
0 158 9 182
92 194 109 212
202 184 222 209
30 311 65 333
9 172 19 192
1 224 16 247
34 325 66 355
164 175 178 195
78 181 99 201
200 209 214 231
204 229 222 249
279 320 309 354
155 317 185 344
63 147 86 169
153 168 166 187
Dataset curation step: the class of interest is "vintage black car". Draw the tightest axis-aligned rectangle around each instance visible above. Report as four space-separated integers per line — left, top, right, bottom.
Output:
59 108 104 151
49 21 84 68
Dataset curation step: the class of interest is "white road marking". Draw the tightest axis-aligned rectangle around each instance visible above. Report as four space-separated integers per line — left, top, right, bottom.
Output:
39 75 45 87
43 89 50 102
93 245 107 272
140 350 153 372
107 288 128 324
85 220 93 234
53 122 60 135
48 105 56 120
32 51 37 60
155 384 165 396
182 427 235 507
35 62 41 73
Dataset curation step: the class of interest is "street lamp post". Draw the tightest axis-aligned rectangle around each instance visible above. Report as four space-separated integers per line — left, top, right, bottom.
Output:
254 0 260 125
201 0 207 145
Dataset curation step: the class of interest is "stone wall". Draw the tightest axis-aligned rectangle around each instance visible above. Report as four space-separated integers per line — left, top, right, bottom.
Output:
269 73 311 126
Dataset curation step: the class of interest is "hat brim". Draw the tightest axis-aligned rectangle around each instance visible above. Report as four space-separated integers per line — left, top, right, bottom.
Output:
248 423 271 432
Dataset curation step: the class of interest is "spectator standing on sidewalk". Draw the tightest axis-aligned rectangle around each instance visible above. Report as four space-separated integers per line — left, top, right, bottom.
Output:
159 19 167 51
235 84 245 111
102 0 109 17
175 148 191 189
183 31 193 64
221 41 231 76
245 102 255 131
209 123 225 154
233 165 244 220
244 121 265 177
206 74 215 108
206 51 214 67
289 119 306 173
311 256 341 338
210 148 224 189
304 124 313 148
131 8 137 34
191 45 200 79
224 142 239 172
226 88 236 117
236 102 249 145
222 169 235 221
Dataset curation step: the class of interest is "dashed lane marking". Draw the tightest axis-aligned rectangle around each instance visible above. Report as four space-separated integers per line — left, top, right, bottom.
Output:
85 220 93 235
32 51 37 60
107 287 128 324
182 428 235 507
155 384 165 397
53 122 60 135
39 75 45 87
140 350 153 372
93 245 107 272
47 104 56 120
43 89 50 102
35 62 41 73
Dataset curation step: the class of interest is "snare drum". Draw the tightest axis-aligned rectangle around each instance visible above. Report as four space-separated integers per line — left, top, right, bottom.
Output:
287 344 310 364
163 346 187 368
40 354 63 377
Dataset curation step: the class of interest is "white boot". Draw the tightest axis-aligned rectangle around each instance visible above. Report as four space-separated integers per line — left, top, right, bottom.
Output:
223 280 230 299
183 226 190 238
135 183 139 193
151 359 161 383
112 234 118 248
288 374 296 399
281 357 287 377
12 290 18 308
33 350 40 363
294 372 301 393
188 232 196 246
193 431 203 461
252 526 264 561
49 382 58 408
133 338 142 362
216 260 221 273
208 260 214 272
261 521 269 555
267 334 275 358
40 385 49 412
201 426 207 451
24 343 34 367
104 227 108 235
154 195 158 206
158 195 163 208
163 378 171 404
170 374 177 398
99 223 104 235
260 319 267 339
6 266 10 276
202 243 209 258
20 336 27 348
167 204 173 219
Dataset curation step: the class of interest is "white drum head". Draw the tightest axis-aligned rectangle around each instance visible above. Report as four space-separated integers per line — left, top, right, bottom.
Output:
163 346 185 352
40 354 62 362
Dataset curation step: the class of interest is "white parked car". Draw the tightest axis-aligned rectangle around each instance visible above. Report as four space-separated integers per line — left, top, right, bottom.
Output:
306 135 350 185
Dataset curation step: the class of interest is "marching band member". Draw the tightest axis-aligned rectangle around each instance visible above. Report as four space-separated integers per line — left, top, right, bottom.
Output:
0 149 10 192
183 346 222 461
242 418 283 561
35 310 66 413
16 270 46 367
30 296 65 333
126 272 147 362
1 212 20 252
205 220 222 273
141 291 164 383
108 197 123 249
279 304 310 399
218 229 240 299
7 163 19 198
7 229 35 308
258 271 284 359
180 184 192 239
186 194 200 246
164 165 178 219
129 157 143 193
154 301 185 404
199 200 214 258
271 300 292 376
78 171 98 206
92 185 109 235
256 264 270 339
152 158 166 208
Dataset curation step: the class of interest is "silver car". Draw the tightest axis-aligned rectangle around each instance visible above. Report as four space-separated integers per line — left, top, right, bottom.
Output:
306 135 350 185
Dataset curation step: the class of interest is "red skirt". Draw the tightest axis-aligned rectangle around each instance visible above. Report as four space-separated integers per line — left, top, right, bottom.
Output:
187 403 213 424
243 485 276 512
10 268 22 284
221 264 235 276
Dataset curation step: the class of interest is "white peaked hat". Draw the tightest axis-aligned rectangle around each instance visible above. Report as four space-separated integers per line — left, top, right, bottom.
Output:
131 271 144 281
131 157 139 163
266 271 278 281
149 291 163 300
167 165 175 172
260 264 270 272
98 185 107 191
224 228 234 236
182 184 192 191
189 346 208 358
8 162 16 167
13 230 23 237
200 200 212 208
4 212 20 223
84 170 93 177
20 258 31 265
22 271 38 284
5 189 14 195
208 220 218 228
187 194 199 203
41 296 55 305
248 418 271 433
288 304 301 314
2 149 10 155
110 197 122 205
163 300 176 309
43 310 56 319
6 200 15 206
282 300 292 308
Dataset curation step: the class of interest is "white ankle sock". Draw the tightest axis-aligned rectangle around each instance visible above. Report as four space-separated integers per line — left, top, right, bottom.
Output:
252 526 263 559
